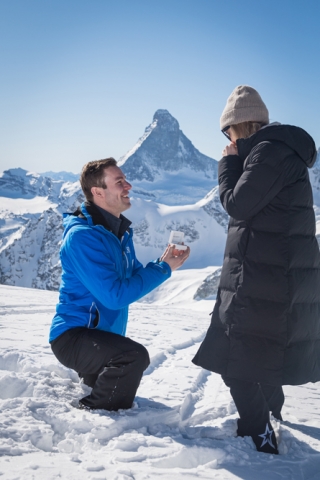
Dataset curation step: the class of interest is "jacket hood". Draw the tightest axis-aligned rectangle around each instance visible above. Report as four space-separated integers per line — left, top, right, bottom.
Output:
237 123 317 168
62 203 93 238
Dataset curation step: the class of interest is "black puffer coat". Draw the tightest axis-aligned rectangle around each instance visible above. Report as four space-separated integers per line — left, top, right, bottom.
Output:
193 124 320 386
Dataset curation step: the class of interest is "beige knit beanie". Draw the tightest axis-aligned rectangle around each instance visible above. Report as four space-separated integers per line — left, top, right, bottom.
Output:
220 85 269 130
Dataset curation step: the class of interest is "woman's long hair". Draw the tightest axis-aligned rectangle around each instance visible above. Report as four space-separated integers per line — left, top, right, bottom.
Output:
230 121 267 139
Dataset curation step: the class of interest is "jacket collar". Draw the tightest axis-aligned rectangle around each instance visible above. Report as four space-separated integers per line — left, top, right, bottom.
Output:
73 202 132 239
236 123 317 168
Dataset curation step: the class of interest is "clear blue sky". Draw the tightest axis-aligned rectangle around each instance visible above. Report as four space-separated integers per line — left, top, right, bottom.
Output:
1 0 319 174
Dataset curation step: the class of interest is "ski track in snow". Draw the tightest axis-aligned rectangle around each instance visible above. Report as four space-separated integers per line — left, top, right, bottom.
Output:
0 284 320 479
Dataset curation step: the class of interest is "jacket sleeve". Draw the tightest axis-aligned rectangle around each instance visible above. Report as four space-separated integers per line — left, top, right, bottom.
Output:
132 255 144 275
218 142 286 221
62 228 171 310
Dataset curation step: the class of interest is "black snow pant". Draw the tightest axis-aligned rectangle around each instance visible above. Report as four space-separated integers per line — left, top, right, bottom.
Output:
51 327 150 411
222 376 284 454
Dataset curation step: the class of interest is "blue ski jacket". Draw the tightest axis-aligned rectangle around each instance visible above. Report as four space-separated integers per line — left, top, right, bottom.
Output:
49 203 171 342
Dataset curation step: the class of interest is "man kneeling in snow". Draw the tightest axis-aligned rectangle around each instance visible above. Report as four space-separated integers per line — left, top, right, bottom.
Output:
49 158 190 411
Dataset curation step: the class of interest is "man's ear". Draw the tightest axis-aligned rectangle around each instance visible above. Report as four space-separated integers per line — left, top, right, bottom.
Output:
91 186 102 198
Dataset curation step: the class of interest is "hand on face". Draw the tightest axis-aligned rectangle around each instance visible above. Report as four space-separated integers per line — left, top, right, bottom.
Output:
160 245 190 271
222 142 238 157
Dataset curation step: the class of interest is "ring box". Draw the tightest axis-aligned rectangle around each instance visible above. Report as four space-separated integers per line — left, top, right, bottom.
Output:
168 231 187 250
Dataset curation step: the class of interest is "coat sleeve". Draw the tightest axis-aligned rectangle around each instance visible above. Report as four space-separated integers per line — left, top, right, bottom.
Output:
62 228 171 309
219 142 286 221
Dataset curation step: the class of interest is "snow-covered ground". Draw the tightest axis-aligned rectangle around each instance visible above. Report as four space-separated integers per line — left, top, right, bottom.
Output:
1 272 320 479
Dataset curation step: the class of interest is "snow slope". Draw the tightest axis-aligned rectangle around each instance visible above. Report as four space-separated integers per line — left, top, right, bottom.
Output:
1 273 320 479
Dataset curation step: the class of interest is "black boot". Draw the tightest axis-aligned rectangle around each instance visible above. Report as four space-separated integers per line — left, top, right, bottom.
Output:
237 419 279 454
251 421 279 454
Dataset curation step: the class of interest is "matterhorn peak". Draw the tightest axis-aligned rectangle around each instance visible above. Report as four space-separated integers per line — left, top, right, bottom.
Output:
153 109 179 131
119 110 218 203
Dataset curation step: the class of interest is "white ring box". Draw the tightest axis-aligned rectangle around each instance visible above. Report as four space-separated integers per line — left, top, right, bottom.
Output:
168 231 187 251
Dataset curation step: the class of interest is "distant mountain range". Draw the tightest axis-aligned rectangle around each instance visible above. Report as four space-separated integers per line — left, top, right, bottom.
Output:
2 113 319 295
0 110 228 292
40 171 79 183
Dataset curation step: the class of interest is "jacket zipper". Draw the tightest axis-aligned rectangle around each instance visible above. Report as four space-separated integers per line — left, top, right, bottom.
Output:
88 302 96 328
123 251 129 269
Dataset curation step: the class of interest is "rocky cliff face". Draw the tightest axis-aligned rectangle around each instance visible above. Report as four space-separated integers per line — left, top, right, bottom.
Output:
193 267 222 300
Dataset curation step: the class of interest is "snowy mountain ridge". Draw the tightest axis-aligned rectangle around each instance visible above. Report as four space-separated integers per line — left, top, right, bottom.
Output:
0 171 226 291
0 169 84 290
0 110 227 291
40 170 80 183
1 116 319 293
0 167 58 199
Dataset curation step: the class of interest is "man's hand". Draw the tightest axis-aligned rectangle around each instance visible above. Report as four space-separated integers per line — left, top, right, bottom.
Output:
171 242 186 257
160 245 190 271
222 142 238 157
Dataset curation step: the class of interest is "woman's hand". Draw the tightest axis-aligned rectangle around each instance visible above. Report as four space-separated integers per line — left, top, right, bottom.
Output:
222 142 238 157
160 245 190 271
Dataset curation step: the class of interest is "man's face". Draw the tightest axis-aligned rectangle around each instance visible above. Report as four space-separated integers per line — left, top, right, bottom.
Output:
91 166 132 217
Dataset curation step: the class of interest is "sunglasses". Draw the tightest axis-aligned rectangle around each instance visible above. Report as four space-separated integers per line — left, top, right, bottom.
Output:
222 126 231 140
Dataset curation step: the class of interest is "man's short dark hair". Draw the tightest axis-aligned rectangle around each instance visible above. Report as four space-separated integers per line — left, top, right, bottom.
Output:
80 158 117 201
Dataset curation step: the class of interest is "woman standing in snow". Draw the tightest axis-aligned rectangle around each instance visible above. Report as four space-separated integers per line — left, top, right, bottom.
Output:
193 85 320 454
